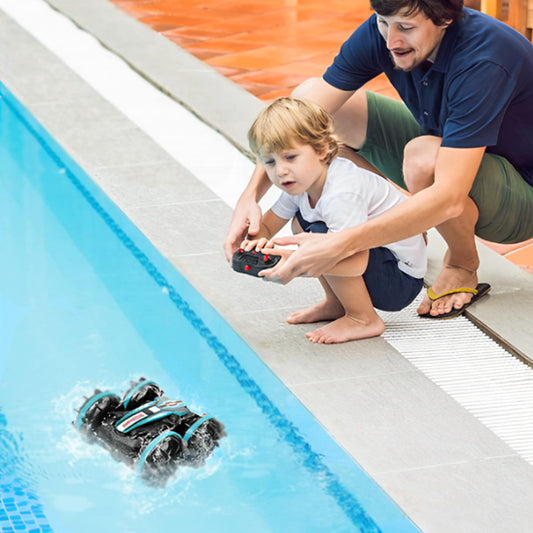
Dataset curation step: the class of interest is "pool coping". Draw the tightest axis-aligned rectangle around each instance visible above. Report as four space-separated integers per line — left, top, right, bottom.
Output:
2 2 533 532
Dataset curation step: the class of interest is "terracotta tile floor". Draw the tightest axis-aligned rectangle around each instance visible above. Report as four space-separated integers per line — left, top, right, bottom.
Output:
110 0 533 274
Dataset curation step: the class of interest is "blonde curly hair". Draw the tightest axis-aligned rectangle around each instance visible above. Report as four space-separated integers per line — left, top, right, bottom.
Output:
248 97 339 164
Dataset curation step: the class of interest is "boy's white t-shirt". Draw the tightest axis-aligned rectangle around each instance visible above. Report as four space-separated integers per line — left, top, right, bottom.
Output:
271 157 427 279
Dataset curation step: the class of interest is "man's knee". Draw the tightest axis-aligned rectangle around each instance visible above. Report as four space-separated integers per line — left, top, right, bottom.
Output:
403 136 441 193
471 153 533 243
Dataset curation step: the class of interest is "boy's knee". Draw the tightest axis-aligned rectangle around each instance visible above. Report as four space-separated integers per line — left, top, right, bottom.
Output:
291 215 328 234
291 216 304 234
403 136 441 193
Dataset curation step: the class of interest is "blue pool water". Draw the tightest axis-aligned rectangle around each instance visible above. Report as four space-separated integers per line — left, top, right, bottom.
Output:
0 82 421 533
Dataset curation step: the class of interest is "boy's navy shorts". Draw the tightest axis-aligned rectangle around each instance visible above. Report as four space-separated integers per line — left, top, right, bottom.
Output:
295 211 423 312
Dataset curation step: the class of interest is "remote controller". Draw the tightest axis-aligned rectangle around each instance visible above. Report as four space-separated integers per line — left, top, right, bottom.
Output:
232 248 281 277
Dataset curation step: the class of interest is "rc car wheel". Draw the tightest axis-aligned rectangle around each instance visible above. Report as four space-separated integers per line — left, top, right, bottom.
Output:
122 379 162 410
75 391 121 439
137 431 183 485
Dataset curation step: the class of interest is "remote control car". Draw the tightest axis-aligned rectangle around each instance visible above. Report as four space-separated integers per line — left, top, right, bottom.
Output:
232 248 281 277
74 378 225 485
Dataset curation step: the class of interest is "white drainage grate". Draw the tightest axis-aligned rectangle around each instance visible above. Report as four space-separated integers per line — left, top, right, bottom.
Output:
381 297 533 464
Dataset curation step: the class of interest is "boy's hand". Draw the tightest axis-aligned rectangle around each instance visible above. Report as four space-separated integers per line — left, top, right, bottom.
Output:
240 237 274 252
223 200 262 261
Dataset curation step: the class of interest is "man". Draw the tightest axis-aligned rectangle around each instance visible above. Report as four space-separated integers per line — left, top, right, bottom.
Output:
224 0 533 318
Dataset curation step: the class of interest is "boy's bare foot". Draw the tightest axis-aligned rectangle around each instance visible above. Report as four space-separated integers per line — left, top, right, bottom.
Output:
286 299 344 324
417 264 478 317
306 314 385 344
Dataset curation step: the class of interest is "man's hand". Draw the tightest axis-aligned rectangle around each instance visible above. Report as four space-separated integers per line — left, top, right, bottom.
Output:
257 247 294 282
260 232 346 284
223 199 262 261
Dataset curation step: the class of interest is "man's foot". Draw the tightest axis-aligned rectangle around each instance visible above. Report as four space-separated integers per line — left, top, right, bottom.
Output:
287 299 344 324
420 283 491 319
306 314 385 344
417 264 478 317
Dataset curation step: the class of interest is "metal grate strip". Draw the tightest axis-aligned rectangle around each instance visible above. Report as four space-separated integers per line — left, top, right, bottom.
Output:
381 296 533 464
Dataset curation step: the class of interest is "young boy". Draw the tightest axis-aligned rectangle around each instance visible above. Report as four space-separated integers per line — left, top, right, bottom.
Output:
240 97 426 343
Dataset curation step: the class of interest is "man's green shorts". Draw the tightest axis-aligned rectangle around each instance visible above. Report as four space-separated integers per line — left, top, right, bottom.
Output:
358 91 533 244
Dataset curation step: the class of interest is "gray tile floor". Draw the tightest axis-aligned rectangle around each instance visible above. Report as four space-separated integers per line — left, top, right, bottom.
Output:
2 1 533 531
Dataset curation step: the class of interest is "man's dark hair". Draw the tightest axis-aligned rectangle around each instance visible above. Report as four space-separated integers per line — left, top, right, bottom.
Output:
370 0 464 25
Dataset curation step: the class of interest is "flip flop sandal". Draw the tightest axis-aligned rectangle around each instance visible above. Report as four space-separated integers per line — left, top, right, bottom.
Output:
419 282 491 319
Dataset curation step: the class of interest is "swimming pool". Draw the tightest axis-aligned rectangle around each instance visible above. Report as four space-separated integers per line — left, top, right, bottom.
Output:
0 81 421 533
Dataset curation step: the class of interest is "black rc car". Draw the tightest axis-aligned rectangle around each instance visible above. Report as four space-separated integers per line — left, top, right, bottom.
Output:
74 378 226 485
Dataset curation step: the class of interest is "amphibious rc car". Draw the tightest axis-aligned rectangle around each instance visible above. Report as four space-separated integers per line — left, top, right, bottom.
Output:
74 378 226 485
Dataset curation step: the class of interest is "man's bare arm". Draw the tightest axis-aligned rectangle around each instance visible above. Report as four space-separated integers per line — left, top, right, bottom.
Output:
263 146 486 283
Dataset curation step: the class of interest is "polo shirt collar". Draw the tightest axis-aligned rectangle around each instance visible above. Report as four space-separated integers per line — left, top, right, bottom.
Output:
431 16 462 73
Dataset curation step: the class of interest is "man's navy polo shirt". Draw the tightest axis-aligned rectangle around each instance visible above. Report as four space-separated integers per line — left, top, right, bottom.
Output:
324 8 533 184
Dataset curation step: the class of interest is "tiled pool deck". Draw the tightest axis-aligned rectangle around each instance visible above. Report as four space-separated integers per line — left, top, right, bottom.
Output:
2 0 533 531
